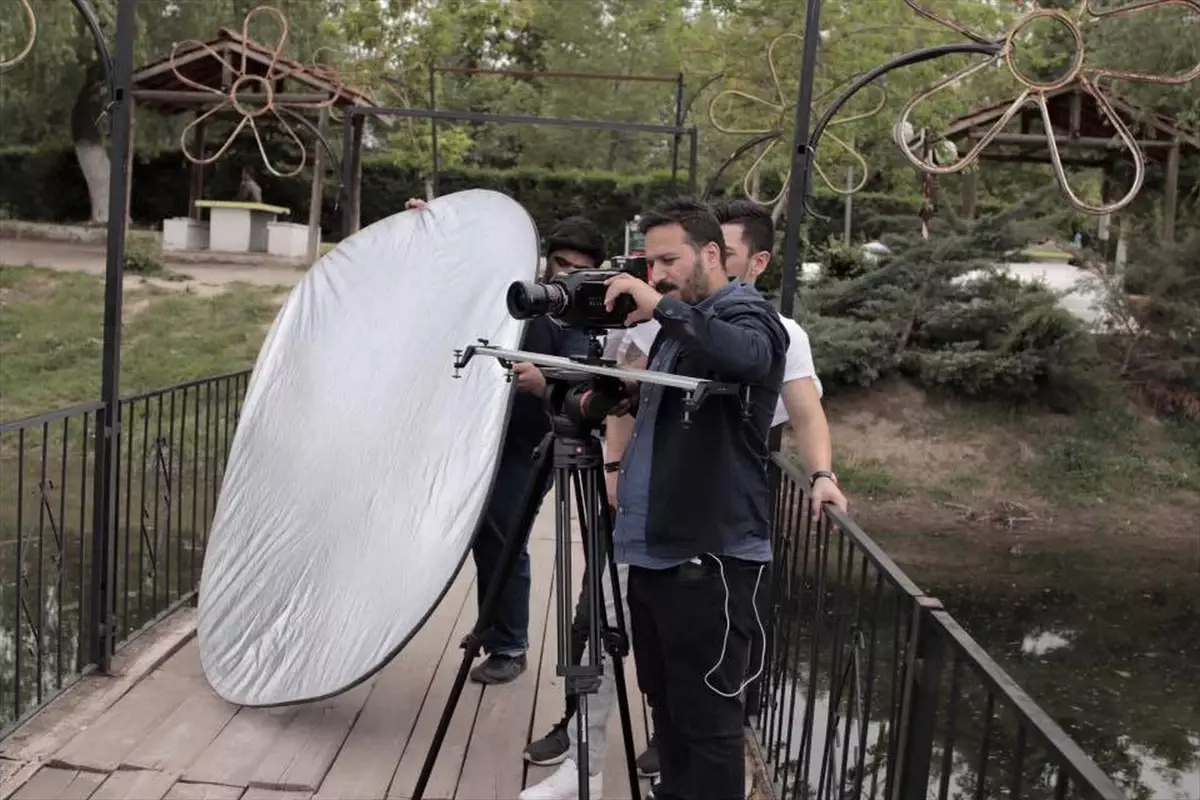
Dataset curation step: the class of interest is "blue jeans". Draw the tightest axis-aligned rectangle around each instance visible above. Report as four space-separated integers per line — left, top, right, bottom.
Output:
472 448 551 658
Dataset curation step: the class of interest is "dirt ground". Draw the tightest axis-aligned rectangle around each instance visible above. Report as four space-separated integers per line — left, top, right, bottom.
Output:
0 238 305 296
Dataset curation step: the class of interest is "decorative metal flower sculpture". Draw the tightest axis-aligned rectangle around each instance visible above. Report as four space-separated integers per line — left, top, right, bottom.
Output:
170 5 345 178
896 0 1200 215
0 0 37 71
709 32 887 211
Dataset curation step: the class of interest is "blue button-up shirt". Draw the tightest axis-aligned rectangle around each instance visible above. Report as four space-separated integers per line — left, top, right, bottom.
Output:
612 283 772 568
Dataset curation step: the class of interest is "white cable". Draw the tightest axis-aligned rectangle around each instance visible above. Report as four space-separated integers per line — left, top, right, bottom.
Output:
703 554 768 699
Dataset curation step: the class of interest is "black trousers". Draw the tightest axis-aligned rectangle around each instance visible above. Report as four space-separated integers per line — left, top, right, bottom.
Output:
627 554 768 800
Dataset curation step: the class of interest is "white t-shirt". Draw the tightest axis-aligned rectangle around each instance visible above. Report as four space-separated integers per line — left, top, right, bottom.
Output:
605 315 821 427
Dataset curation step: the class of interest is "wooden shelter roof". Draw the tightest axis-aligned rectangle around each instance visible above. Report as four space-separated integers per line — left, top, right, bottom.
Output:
937 86 1200 162
132 27 377 115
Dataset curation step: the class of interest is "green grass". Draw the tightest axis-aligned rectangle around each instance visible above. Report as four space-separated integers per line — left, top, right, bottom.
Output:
0 265 286 421
834 455 913 501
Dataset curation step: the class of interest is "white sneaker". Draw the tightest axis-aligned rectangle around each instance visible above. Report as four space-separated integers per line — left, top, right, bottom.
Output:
519 758 603 800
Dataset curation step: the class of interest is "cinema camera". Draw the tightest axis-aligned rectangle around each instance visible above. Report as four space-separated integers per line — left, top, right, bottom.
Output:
506 255 649 331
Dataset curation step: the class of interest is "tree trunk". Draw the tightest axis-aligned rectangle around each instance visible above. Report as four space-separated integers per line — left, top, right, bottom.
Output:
71 61 110 225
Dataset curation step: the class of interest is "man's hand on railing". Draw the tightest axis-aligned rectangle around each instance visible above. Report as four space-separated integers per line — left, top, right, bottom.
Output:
811 474 848 524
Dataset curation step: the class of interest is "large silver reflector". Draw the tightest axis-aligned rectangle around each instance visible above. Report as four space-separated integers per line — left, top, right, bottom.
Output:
196 189 537 706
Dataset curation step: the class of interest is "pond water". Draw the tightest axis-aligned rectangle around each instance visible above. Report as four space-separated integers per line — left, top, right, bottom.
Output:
756 570 1199 799
929 581 1200 800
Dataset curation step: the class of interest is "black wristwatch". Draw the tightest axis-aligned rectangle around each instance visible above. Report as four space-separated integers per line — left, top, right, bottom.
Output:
604 461 621 474
811 469 838 486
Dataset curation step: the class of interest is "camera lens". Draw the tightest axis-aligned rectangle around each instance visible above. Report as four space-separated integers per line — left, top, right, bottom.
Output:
506 281 566 320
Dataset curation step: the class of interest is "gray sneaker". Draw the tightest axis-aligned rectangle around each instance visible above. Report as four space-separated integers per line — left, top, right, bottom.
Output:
468 653 527 685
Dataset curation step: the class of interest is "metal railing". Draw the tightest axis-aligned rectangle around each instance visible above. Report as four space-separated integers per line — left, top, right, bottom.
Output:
751 454 1125 800
0 370 249 736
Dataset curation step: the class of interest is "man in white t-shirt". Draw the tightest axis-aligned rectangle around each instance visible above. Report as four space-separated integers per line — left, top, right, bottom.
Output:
518 199 847 800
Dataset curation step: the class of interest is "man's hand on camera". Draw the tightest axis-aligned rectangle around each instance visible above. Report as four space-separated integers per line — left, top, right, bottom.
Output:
512 362 547 396
404 198 428 210
603 273 662 326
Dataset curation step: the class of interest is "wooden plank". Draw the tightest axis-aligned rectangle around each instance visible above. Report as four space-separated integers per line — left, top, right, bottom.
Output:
456 538 557 799
10 767 104 800
51 672 197 772
313 570 474 800
122 691 240 773
183 706 300 787
522 537 584 792
156 641 205 681
385 577 485 799
242 789 313 800
162 782 242 800
91 769 176 800
247 682 373 792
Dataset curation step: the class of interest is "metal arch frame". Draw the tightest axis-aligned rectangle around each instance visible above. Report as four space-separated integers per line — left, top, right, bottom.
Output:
336 104 700 240
427 65 688 197
776 0 1005 319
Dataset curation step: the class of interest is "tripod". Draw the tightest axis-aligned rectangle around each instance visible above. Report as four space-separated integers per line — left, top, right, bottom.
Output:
413 366 642 800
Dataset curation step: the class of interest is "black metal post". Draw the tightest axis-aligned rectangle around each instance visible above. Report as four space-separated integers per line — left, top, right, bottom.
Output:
777 0 825 321
428 65 440 197
339 111 356 240
670 72 685 189
89 0 138 674
687 128 699 194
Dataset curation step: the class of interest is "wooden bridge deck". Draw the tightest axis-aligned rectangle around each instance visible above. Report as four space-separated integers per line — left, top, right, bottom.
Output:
0 506 654 800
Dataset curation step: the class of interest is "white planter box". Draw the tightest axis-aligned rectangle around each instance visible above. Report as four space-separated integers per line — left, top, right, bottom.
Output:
162 217 209 252
267 221 311 259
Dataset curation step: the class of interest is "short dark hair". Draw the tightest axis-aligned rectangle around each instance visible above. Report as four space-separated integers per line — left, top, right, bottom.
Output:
545 216 605 265
637 197 726 262
712 197 774 256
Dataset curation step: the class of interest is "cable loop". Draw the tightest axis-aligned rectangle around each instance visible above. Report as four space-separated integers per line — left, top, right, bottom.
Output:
0 0 37 71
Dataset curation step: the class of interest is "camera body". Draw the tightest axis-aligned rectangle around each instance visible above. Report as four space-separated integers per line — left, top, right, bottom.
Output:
507 256 650 330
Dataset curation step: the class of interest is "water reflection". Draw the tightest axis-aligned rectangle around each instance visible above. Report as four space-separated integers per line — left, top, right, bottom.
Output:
758 584 1199 799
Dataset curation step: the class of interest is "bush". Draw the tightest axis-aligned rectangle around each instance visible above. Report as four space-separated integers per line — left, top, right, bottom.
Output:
0 146 1006 255
796 198 1099 405
123 237 163 275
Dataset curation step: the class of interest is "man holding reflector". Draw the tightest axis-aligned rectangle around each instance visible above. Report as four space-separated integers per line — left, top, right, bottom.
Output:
406 197 607 685
602 198 787 800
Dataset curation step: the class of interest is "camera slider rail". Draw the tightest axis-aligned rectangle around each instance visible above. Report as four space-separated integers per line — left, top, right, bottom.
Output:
453 340 746 423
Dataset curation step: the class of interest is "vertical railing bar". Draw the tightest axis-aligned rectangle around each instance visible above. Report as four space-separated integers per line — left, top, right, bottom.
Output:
151 394 164 616
1010 722 1027 799
778 481 812 799
15 429 27 718
936 655 963 800
796 507 830 794
1054 766 1070 800
36 422 49 705
202 381 213 550
190 384 201 594
77 414 91 673
973 692 995 800
56 418 70 688
835 547 869 796
121 400 134 641
766 475 793 786
768 472 796 777
137 398 150 629
882 596 907 800
176 388 187 604
851 570 885 800
817 530 850 798
768 476 800 771
165 390 177 608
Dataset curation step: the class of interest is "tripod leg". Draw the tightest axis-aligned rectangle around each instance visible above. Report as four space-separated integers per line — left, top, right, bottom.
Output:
412 435 553 800
598 500 642 800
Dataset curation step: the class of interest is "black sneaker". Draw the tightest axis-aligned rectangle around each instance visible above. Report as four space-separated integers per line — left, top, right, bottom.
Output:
523 720 571 765
636 733 659 778
469 653 527 685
